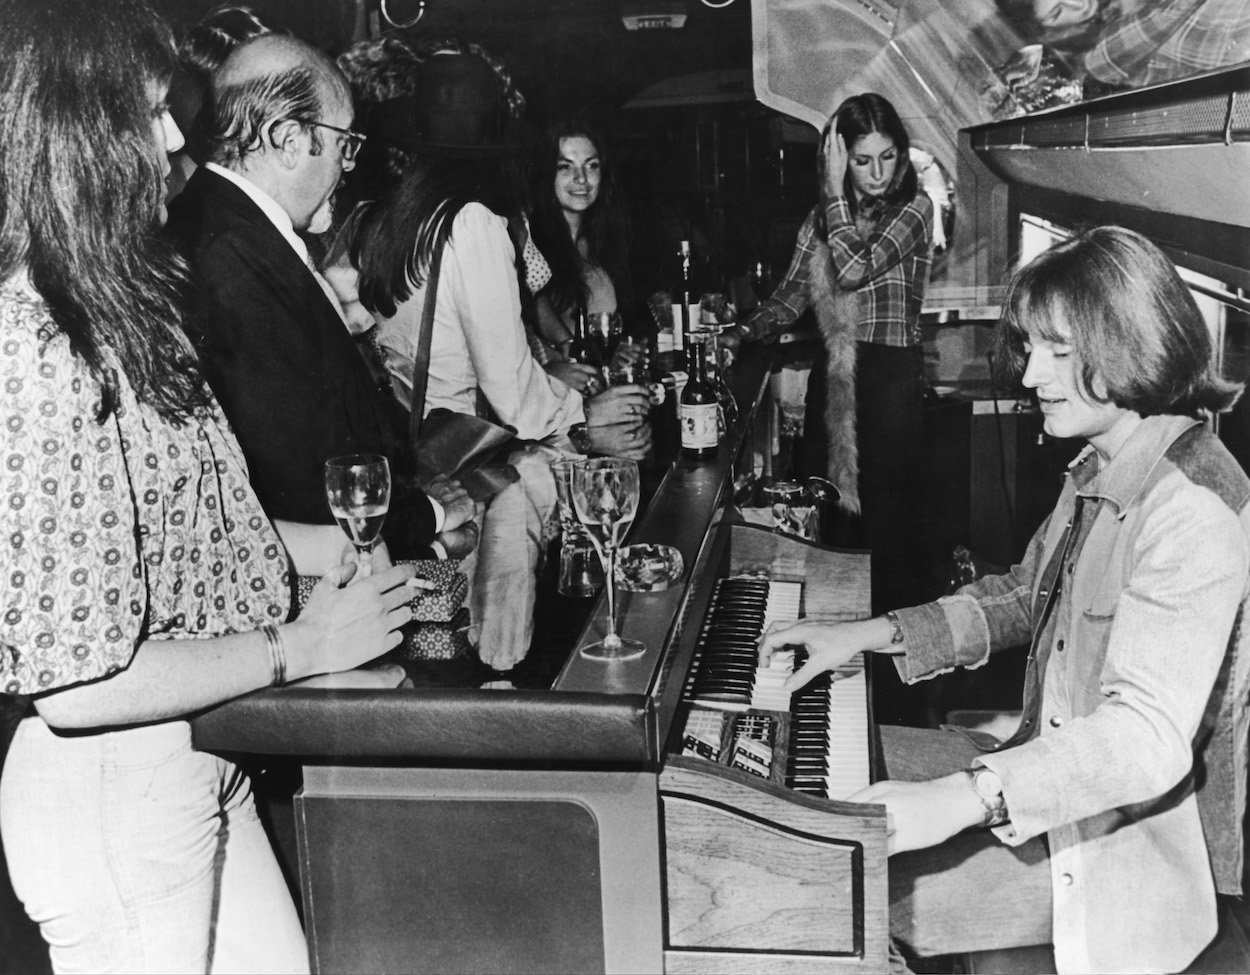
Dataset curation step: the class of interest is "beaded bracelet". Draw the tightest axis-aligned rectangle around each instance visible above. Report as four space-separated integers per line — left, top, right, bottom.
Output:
262 624 287 687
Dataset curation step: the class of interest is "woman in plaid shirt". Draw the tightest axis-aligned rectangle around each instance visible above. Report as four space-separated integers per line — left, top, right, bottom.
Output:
738 92 934 619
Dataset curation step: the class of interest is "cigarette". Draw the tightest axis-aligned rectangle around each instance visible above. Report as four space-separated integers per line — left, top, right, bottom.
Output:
406 577 438 591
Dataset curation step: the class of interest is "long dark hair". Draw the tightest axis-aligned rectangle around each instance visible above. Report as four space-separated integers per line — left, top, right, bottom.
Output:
0 0 210 422
819 92 919 225
350 155 525 319
528 120 632 318
998 226 1241 418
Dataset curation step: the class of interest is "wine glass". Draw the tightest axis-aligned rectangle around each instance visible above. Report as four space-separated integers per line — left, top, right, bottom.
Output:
324 453 391 578
570 457 644 660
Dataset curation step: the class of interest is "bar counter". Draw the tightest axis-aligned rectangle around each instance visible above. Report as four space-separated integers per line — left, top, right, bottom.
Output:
189 342 886 975
190 346 772 768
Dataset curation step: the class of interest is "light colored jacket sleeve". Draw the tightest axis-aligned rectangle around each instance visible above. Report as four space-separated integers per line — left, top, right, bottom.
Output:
446 204 584 439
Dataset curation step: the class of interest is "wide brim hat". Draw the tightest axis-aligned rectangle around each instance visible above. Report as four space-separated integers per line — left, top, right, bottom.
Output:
369 51 536 158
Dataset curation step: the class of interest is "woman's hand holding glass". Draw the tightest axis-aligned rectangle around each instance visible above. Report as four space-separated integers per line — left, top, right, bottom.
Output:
324 453 390 578
285 561 418 680
548 359 605 397
585 384 651 459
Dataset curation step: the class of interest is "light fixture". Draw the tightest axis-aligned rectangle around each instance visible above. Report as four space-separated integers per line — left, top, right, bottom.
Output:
380 0 426 29
621 0 687 30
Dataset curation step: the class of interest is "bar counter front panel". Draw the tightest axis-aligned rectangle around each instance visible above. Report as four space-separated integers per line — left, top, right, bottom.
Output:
191 349 887 975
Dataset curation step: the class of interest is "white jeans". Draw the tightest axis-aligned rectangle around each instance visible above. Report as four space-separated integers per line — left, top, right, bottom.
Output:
0 716 308 975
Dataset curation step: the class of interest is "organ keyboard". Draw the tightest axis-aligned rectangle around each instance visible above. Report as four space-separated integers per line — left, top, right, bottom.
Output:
658 525 886 973
678 576 872 800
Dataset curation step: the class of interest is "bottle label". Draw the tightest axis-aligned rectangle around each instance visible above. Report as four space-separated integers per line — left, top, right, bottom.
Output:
680 402 719 449
657 329 674 354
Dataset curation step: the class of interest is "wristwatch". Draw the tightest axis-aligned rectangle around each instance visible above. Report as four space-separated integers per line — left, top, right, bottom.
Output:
966 766 1010 828
884 610 905 645
568 422 593 455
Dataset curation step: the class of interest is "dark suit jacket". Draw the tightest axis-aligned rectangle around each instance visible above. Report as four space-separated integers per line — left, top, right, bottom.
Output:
166 167 437 552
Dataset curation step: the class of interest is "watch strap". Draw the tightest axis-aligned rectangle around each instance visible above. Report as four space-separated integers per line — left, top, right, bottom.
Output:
884 610 905 645
568 422 592 455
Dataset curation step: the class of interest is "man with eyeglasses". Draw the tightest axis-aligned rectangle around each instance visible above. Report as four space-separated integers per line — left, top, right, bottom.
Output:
167 32 474 561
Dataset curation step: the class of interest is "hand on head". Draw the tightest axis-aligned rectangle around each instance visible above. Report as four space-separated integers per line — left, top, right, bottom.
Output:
823 129 849 201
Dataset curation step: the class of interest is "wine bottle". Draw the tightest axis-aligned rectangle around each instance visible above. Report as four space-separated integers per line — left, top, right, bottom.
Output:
671 239 697 354
680 333 718 460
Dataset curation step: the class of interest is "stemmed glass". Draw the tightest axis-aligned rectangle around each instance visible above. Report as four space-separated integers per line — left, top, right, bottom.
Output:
324 453 391 578
571 457 644 660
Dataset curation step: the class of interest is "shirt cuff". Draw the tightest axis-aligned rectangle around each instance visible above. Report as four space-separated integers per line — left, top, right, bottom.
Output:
824 196 853 233
428 496 446 534
429 538 449 561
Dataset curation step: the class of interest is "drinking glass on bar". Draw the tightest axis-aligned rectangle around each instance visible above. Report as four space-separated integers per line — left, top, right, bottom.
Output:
571 457 644 660
551 457 605 597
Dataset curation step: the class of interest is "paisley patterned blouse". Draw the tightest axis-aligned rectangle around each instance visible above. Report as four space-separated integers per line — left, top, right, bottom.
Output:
0 275 291 695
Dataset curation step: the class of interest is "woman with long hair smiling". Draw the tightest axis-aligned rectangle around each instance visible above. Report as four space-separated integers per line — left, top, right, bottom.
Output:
528 119 634 367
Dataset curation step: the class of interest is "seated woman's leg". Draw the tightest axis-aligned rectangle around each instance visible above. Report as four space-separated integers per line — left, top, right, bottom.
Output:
880 725 1052 958
468 443 561 671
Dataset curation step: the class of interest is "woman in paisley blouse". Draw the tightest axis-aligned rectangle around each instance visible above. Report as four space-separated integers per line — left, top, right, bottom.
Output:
0 1 418 971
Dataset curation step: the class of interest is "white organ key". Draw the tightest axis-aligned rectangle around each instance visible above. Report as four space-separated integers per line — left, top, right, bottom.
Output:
822 653 871 799
748 581 802 712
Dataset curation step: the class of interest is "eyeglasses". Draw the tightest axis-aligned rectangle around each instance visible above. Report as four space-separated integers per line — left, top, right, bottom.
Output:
306 121 367 162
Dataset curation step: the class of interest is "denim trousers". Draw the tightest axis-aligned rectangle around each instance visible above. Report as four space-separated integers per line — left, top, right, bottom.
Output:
0 716 308 974
881 724 1053 958
463 440 563 671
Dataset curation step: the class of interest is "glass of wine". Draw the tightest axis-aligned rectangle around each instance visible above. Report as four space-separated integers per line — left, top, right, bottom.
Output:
324 453 391 578
570 457 644 660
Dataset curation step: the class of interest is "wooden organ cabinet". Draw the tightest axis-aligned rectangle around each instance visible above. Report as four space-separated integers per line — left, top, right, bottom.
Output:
191 352 889 975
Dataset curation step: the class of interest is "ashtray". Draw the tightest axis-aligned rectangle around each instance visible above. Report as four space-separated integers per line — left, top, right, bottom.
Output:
616 543 684 592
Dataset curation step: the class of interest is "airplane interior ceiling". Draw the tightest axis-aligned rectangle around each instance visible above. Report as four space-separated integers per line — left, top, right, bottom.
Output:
155 0 755 121
151 0 1035 187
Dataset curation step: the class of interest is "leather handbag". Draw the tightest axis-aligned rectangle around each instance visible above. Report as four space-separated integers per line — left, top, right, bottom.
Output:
408 233 520 503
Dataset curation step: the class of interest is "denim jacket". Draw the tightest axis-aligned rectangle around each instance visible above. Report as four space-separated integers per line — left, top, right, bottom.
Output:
895 415 1250 974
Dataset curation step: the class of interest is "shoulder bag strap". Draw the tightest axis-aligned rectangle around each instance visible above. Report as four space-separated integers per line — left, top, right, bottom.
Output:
408 232 447 447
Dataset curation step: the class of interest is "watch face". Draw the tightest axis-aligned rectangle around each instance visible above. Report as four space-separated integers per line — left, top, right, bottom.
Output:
973 768 1003 798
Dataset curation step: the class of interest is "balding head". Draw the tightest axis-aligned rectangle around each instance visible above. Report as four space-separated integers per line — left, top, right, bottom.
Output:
197 32 350 170
192 33 357 231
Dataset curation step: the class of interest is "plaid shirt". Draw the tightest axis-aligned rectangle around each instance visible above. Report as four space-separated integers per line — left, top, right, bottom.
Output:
1085 0 1250 88
751 190 933 347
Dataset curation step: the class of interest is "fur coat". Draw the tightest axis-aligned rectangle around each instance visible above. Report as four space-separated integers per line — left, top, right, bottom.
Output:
807 238 863 514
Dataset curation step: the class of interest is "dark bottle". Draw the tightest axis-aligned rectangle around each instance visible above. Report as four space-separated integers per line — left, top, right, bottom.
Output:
680 333 718 460
748 259 773 301
671 239 697 355
566 303 599 367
